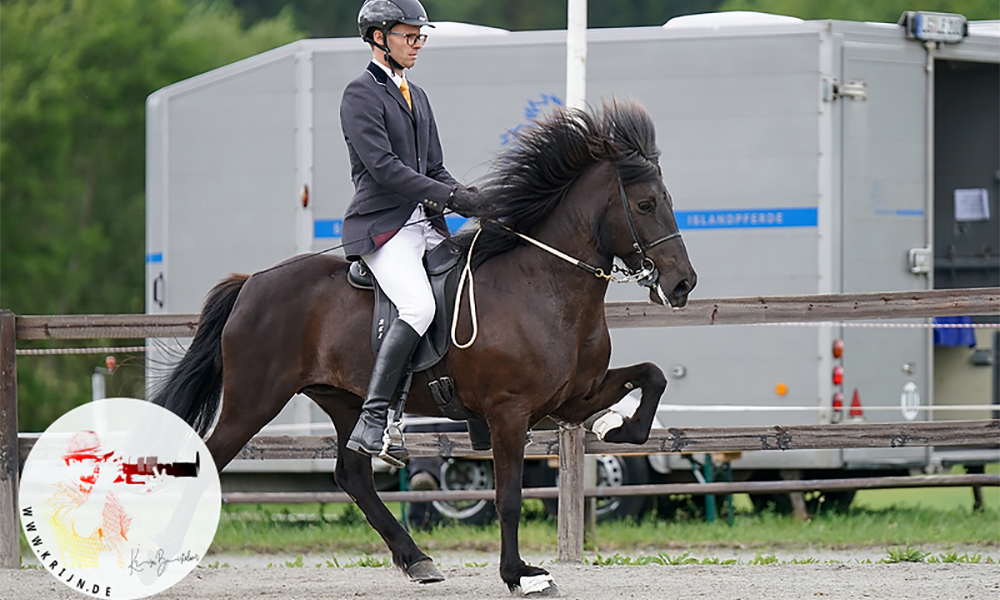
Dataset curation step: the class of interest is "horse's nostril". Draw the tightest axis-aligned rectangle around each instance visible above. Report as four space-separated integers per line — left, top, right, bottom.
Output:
673 279 692 298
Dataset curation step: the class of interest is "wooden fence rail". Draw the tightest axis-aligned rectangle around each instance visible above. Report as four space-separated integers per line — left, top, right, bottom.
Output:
3 288 999 567
18 420 999 462
11 288 1000 339
219 474 1000 505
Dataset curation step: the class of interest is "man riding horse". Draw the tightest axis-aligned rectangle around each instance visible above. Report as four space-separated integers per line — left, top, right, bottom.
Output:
341 0 482 467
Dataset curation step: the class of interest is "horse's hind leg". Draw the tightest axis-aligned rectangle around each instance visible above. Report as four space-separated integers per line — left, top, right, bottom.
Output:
311 391 444 583
204 375 297 470
556 362 667 444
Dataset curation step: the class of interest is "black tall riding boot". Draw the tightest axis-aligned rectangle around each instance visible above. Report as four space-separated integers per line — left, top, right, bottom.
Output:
346 319 421 467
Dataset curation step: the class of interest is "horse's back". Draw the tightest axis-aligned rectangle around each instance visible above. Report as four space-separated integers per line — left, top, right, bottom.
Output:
224 253 364 345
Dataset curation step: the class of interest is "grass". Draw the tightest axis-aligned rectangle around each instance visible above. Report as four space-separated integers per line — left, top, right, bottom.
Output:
854 464 999 511
18 501 999 567
18 465 999 559
187 499 1000 556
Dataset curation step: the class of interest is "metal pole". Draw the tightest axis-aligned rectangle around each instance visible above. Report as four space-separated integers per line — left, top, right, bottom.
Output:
92 368 106 402
566 0 587 110
0 311 19 568
992 330 999 421
924 41 936 425
703 454 716 524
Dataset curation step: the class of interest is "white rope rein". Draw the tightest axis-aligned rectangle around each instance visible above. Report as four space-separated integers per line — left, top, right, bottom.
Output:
451 226 483 349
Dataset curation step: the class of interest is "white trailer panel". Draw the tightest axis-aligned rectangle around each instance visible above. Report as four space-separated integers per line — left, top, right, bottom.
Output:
146 15 999 474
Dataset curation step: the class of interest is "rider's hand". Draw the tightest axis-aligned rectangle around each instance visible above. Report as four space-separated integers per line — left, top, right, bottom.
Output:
447 185 485 215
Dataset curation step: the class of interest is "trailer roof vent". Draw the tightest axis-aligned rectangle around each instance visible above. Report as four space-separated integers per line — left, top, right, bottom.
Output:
430 21 510 37
663 11 803 30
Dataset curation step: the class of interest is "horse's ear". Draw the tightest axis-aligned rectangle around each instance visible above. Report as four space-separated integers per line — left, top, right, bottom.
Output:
593 136 617 161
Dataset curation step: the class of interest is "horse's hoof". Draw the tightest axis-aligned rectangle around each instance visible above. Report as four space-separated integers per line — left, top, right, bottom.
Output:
407 558 445 584
519 574 558 597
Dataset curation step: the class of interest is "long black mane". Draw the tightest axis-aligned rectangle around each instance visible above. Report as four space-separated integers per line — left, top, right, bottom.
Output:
455 99 662 268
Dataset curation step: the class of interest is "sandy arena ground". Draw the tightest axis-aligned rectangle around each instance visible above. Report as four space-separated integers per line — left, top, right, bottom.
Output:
3 549 999 600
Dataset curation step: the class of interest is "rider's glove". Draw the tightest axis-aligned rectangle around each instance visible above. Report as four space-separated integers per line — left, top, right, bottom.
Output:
446 185 485 215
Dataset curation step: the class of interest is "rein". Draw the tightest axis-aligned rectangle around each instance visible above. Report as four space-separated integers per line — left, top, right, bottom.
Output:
451 172 685 348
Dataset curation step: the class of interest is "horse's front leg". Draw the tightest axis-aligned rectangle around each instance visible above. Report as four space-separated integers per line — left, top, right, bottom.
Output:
490 412 558 596
558 362 667 444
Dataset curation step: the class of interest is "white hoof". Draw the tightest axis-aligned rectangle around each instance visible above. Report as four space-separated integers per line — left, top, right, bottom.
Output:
519 574 558 596
591 411 625 441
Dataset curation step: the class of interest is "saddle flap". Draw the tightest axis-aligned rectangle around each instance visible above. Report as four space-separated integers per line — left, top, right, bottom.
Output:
424 238 464 276
370 240 465 373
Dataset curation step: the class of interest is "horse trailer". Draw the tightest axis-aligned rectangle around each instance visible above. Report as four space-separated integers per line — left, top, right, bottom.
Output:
146 12 999 517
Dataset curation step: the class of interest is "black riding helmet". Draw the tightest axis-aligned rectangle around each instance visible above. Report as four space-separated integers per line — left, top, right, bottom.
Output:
358 0 434 45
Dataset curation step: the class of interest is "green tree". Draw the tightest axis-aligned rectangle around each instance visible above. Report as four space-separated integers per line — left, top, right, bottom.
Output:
717 0 998 23
231 0 729 38
0 0 301 431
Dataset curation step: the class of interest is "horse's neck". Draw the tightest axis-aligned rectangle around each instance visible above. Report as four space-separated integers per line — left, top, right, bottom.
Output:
502 164 614 310
529 163 615 277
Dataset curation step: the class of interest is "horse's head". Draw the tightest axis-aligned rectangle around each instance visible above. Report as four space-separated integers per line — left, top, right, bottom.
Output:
464 99 696 308
598 102 697 308
603 176 697 308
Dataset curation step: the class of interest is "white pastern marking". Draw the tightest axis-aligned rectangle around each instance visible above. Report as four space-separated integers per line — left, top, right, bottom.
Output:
520 574 555 595
591 411 625 441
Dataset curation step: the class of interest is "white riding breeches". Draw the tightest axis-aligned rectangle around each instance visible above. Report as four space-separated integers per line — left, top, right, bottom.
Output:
363 205 446 336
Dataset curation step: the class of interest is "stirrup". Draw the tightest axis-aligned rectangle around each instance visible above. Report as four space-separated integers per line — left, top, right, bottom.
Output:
378 422 409 468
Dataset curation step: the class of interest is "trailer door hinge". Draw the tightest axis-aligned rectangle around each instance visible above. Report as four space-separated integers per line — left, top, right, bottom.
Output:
908 247 932 274
823 78 867 101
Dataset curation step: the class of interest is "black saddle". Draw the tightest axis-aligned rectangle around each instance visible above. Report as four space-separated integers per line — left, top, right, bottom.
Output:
347 238 492 451
348 238 462 373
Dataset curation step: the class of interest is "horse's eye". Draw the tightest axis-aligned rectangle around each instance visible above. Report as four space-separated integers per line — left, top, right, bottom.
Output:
636 200 655 213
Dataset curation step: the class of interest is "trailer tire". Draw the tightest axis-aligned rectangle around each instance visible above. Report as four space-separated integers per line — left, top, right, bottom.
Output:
406 458 497 529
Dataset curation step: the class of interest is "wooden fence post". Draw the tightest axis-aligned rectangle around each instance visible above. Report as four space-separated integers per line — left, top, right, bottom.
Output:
0 310 19 568
557 423 585 563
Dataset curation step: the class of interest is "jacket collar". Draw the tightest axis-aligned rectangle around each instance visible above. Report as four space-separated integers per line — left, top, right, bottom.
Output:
366 62 414 121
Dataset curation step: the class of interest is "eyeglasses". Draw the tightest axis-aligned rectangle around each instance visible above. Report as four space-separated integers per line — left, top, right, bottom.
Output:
388 31 427 47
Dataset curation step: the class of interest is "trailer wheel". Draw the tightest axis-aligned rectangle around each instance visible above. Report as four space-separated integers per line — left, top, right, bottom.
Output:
432 458 497 525
406 458 497 529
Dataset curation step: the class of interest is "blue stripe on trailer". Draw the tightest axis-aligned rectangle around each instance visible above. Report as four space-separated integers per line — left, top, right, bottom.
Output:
314 217 470 238
876 209 924 216
317 210 819 238
676 208 818 229
445 216 468 233
146 253 163 263
314 219 343 238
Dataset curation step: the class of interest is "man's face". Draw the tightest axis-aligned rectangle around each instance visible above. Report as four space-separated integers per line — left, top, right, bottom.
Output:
385 23 424 70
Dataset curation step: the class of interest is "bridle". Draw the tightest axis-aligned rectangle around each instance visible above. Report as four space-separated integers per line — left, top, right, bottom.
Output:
486 171 683 290
453 171 685 348
615 176 682 295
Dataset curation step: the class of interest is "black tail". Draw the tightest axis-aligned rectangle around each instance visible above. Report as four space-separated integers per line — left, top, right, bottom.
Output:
151 274 249 437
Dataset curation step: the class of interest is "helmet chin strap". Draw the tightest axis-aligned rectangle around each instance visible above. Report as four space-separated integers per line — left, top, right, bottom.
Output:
375 28 404 75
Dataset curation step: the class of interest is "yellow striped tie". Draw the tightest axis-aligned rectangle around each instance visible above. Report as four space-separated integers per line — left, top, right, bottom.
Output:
399 78 412 110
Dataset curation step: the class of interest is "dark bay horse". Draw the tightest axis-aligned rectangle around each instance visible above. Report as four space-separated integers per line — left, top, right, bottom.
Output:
153 100 696 595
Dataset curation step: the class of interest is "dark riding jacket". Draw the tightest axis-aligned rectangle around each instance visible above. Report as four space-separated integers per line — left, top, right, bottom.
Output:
340 62 456 261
